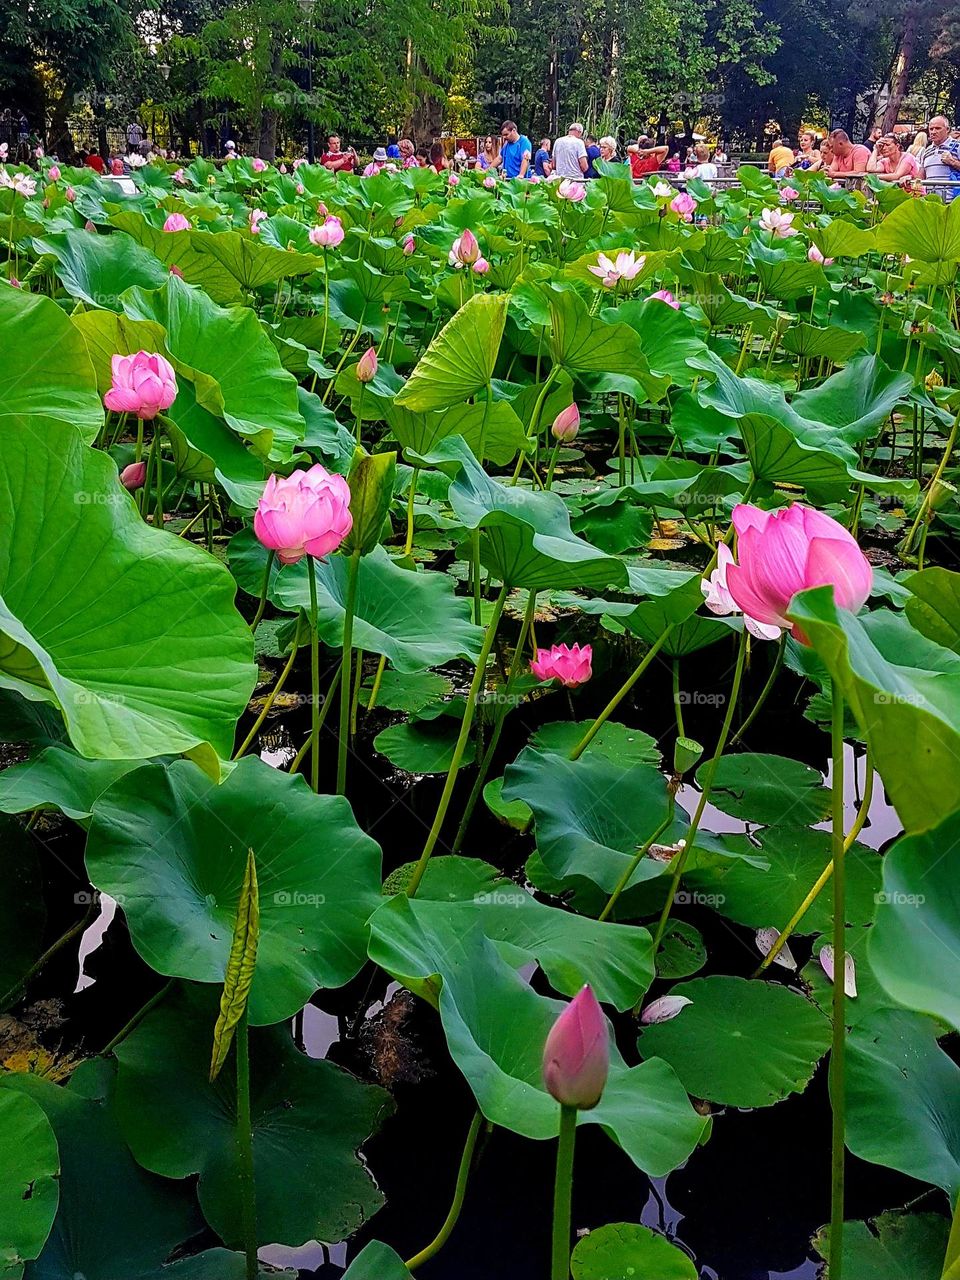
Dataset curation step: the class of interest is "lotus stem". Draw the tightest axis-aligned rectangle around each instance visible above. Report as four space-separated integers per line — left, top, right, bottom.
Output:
452 590 537 853
366 655 387 711
250 551 275 634
568 624 675 762
307 557 322 792
828 678 847 1280
902 407 960 556
941 1199 960 1280
290 663 341 776
336 550 362 794
754 748 873 977
550 1104 578 1280
234 616 302 759
407 583 510 896
236 1010 258 1280
651 627 748 954
729 633 786 748
404 467 419 555
404 1111 483 1271
600 799 675 924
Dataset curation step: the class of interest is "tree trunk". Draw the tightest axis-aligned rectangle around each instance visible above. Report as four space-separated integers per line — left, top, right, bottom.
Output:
881 8 920 133
257 40 283 160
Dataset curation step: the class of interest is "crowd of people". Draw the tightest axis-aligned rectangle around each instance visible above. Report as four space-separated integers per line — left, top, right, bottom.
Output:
5 105 960 201
767 118 960 198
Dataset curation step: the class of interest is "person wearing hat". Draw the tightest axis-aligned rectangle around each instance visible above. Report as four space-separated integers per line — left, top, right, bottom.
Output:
363 146 389 176
627 134 668 180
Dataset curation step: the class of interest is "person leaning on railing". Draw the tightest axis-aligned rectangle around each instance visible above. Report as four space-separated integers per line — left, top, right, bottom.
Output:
919 116 960 202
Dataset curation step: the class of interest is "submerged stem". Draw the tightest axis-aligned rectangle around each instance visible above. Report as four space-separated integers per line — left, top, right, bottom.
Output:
404 1111 484 1271
337 550 363 795
550 1105 578 1280
828 679 847 1280
236 1011 258 1280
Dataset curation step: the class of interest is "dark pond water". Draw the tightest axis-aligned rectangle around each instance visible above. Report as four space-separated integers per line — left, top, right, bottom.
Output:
23 619 931 1280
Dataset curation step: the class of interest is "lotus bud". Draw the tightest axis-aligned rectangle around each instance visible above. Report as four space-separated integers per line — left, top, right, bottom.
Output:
120 461 148 491
542 986 609 1110
551 402 580 443
356 346 378 383
163 212 190 232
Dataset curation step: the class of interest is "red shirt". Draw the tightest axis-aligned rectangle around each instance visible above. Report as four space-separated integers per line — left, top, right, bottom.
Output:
85 154 105 173
831 144 870 173
630 152 661 179
321 150 355 172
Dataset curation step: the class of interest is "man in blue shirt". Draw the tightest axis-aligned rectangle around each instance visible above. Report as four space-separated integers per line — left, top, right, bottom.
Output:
533 137 552 177
500 121 532 178
584 134 601 178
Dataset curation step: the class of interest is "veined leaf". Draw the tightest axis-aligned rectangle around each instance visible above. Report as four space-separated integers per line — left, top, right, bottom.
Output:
210 849 260 1081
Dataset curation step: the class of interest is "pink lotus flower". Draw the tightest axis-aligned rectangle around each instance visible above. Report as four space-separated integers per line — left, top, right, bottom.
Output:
670 191 696 220
402 235 416 255
780 186 799 202
293 158 307 170
280 164 288 174
172 168 186 184
701 543 782 641
472 256 490 274
104 351 178 420
7 277 21 288
725 503 873 641
588 250 645 289
531 642 592 687
163 212 190 233
308 215 344 248
64 187 75 202
317 201 328 217
34 146 43 159
84 220 96 232
542 986 609 1110
448 172 460 187
807 244 834 266
356 346 378 383
249 208 267 234
558 179 586 202
483 174 497 189
47 165 60 182
120 460 148 491
254 464 353 565
649 288 679 309
551 403 580 442
169 264 184 278
449 229 481 268
759 207 797 238
252 157 266 172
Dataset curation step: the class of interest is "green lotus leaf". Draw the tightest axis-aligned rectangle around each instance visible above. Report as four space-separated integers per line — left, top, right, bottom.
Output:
638 975 831 1107
0 1059 204 1280
33 230 167 310
270 544 483 670
814 1210 949 1280
0 745 142 823
0 1088 59 1279
120 274 305 461
570 1223 697 1280
395 293 509 411
368 910 706 1175
0 285 103 444
844 1008 960 1201
789 588 960 834
114 987 392 1250
0 421 255 772
85 756 382 1023
110 210 246 303
373 716 475 774
341 1243 410 1279
874 196 960 263
902 566 960 653
703 752 831 826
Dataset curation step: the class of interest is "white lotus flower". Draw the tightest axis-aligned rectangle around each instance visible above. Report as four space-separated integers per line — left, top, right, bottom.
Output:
587 249 645 289
819 945 857 997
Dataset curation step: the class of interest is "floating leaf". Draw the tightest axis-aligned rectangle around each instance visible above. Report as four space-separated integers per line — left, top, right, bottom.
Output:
571 1222 697 1279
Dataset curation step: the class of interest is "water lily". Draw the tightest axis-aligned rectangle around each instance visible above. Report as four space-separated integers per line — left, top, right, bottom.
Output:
104 352 178 420
483 174 497 189
162 212 190 232
649 288 680 309
588 250 645 289
172 168 186 184
724 503 872 641
670 191 696 220
760 207 798 238
807 244 834 266
701 543 782 641
249 208 267 234
557 179 586 202
64 187 75 202
308 215 344 248
472 256 490 275
253 465 353 565
531 642 592 687
542 986 609 1110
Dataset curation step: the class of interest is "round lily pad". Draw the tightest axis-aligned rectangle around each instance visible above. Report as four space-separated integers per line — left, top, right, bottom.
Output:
571 1222 697 1279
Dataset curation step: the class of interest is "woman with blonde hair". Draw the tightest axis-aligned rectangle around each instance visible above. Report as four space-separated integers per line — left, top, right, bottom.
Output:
909 130 927 157
795 130 823 171
598 136 619 163
477 135 501 171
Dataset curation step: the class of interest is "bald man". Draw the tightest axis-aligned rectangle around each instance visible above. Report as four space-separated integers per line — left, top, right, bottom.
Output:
920 116 960 202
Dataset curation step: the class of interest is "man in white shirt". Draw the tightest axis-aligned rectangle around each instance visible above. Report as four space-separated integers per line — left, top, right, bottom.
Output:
552 123 588 180
920 116 960 202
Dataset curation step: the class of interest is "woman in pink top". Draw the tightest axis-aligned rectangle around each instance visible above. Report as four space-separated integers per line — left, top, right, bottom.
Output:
866 134 920 183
